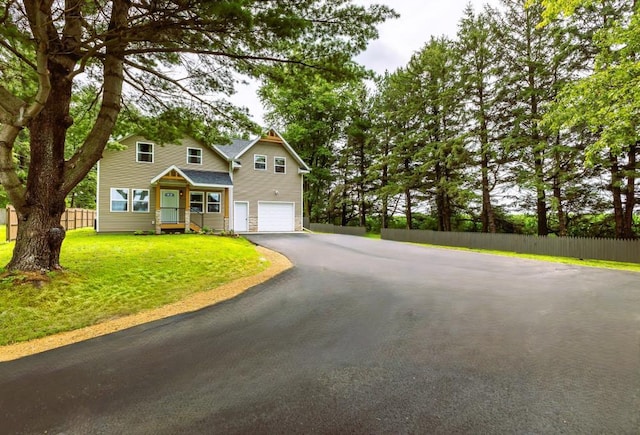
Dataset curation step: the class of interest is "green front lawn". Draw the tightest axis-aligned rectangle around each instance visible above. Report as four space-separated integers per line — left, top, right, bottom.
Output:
0 229 268 345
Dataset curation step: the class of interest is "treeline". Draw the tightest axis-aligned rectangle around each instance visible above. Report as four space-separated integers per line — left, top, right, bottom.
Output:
260 0 640 238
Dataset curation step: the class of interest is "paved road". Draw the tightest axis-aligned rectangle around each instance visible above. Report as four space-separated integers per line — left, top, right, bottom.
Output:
1 233 639 434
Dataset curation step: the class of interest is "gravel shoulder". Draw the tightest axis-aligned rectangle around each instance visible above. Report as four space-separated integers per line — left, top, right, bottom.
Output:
0 245 291 362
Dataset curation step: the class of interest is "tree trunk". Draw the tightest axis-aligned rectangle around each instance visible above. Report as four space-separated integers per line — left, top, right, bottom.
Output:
435 161 445 231
477 84 495 233
341 159 348 226
552 144 567 237
534 148 548 236
9 209 66 271
442 168 453 232
1 0 127 272
380 162 388 229
304 179 311 223
7 65 72 271
622 144 637 238
380 141 389 229
357 136 366 228
552 179 567 237
480 151 496 233
404 188 412 230
610 152 625 239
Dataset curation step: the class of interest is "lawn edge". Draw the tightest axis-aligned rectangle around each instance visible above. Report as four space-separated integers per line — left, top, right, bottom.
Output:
0 246 292 362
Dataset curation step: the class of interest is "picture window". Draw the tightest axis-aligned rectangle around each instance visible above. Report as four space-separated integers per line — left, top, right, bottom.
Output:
132 189 149 213
110 188 128 212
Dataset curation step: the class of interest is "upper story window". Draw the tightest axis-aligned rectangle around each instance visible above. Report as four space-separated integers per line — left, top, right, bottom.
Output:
187 147 202 165
136 142 154 163
274 157 286 174
254 154 266 171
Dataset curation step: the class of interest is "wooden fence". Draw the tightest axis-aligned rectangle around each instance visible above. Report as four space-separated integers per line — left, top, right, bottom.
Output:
309 223 367 237
6 206 96 242
381 228 640 264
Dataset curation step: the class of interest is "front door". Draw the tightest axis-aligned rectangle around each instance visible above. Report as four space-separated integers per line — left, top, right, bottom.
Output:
234 202 248 232
161 189 180 223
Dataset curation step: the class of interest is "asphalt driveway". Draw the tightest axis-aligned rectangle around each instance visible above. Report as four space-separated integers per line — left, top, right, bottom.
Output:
1 233 639 433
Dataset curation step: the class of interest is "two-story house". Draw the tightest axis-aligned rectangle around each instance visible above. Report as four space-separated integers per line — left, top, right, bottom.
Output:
96 129 310 233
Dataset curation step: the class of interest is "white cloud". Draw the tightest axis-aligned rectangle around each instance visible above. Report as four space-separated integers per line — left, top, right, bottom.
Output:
354 0 501 74
233 0 500 125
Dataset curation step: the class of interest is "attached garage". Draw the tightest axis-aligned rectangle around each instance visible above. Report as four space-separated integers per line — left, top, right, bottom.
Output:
258 202 295 232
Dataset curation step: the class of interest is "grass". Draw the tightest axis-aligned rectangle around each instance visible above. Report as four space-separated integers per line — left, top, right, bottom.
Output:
363 232 640 272
410 242 640 273
0 229 268 346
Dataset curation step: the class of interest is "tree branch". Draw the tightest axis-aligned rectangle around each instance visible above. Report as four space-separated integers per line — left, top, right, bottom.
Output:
18 42 51 127
0 86 27 121
63 0 130 193
121 58 241 123
0 38 38 71
0 124 27 211
123 47 318 68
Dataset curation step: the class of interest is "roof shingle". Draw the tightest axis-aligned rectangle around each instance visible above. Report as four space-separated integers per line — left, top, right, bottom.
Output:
215 139 252 159
179 168 233 186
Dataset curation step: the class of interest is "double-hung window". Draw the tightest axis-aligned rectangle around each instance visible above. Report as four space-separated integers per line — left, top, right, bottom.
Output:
110 188 128 212
207 192 221 213
274 157 286 174
132 189 150 212
187 148 202 165
136 142 153 163
190 192 204 213
254 154 266 171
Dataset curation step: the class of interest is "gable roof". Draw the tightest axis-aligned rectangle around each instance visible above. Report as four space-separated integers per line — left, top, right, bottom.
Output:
214 128 311 172
179 168 233 186
215 138 252 160
150 165 233 188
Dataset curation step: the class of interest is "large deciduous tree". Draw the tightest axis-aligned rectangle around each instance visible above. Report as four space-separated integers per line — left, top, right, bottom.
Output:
0 0 394 271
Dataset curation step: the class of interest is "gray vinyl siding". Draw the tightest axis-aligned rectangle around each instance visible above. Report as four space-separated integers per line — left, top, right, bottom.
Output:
233 140 303 230
98 135 228 232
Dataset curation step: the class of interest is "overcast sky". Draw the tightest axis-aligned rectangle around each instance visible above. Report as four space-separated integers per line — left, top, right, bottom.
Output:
233 0 501 126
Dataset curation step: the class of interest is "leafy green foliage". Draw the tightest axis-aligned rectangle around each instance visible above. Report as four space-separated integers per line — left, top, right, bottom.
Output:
260 68 366 221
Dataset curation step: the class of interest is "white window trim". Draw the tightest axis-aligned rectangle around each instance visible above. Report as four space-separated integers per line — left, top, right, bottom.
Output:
190 191 205 213
187 147 203 165
110 188 129 212
132 189 150 213
274 156 286 174
136 141 154 163
206 192 222 214
254 154 267 171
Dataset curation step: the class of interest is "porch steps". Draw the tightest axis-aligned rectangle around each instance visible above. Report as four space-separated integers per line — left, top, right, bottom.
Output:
190 222 202 232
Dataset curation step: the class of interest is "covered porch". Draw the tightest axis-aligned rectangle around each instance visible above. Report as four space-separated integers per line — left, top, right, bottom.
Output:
150 166 233 234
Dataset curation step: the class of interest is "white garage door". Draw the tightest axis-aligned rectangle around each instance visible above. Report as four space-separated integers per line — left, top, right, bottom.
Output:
258 202 295 232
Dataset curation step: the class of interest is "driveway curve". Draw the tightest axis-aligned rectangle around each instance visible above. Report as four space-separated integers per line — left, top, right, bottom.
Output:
1 233 639 434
